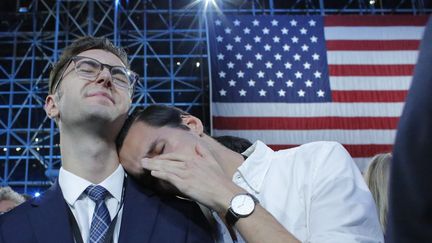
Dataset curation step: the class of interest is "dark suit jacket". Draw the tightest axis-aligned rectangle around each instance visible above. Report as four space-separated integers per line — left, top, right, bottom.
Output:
386 17 432 242
0 176 213 243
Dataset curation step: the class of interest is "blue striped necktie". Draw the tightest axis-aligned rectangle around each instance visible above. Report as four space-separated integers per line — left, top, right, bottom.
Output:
85 185 111 243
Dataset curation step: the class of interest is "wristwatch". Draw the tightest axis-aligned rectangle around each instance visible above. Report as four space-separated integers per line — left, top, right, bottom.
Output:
225 192 259 226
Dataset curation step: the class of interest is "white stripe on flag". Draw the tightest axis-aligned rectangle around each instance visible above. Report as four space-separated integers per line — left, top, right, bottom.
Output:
324 26 425 40
329 76 412 90
327 51 419 65
212 103 405 117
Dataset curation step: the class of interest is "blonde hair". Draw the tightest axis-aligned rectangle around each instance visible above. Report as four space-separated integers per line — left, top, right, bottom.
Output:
364 153 391 233
0 186 25 205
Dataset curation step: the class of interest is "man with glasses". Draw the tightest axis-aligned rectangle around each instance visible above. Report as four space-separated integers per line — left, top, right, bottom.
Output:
0 36 212 243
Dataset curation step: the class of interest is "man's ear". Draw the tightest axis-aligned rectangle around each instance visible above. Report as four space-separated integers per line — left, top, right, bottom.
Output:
181 115 204 136
44 94 60 120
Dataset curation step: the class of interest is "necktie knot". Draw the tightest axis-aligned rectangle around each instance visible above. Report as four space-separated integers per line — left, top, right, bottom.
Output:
85 185 109 203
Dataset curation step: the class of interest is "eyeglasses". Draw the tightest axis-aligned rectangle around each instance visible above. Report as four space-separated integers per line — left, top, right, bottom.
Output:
53 56 138 95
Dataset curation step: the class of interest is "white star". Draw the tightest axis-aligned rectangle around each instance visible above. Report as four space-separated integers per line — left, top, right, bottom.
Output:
239 89 247 96
267 79 275 87
245 43 252 51
305 80 313 87
301 44 309 52
227 62 234 69
259 89 267 96
257 71 265 78
293 53 301 61
235 53 243 60
274 53 282 60
312 53 320 60
271 19 279 26
252 19 260 26
255 53 263 60
310 36 318 43
278 89 286 97
314 71 322 78
286 80 294 87
262 27 270 34
291 36 299 43
290 19 297 26
233 19 240 26
217 53 224 60
264 44 271 51
225 27 231 34
294 71 303 79
254 36 261 43
243 27 251 34
234 36 241 42
300 27 307 35
303 62 311 69
283 44 290 51
317 89 325 97
237 71 244 78
284 62 292 69
309 19 316 26
219 71 226 78
276 71 284 78
228 79 236 86
298 89 305 97
216 36 223 42
219 89 226 96
226 44 233 51
246 61 254 69
273 36 280 43
248 79 256 86
281 27 289 35
265 61 273 69
215 19 222 26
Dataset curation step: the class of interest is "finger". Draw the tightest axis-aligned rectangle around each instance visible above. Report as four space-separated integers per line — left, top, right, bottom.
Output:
150 170 182 187
195 143 212 159
154 152 192 162
141 158 187 176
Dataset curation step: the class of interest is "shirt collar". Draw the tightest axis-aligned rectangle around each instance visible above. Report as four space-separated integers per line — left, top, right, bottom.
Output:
59 165 125 206
237 140 274 193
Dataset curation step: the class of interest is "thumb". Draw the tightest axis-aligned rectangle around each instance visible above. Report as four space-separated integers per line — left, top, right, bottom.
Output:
195 143 212 158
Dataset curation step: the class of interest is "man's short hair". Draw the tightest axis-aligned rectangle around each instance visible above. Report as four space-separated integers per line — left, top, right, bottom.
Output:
0 186 25 205
48 36 129 94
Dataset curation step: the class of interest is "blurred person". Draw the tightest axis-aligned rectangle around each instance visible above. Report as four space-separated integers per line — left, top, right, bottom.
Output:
387 17 432 242
117 105 384 243
0 187 25 214
213 136 252 154
364 153 391 233
0 37 212 243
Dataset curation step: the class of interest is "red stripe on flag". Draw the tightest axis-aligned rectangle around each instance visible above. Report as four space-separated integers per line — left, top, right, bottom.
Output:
324 15 429 26
213 117 399 130
326 40 420 51
332 90 408 102
268 144 393 158
329 65 414 76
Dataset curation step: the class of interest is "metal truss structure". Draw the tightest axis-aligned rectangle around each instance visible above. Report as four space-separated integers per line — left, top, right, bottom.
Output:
0 0 430 194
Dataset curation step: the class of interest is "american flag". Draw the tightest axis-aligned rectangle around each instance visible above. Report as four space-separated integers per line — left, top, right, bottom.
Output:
207 15 428 171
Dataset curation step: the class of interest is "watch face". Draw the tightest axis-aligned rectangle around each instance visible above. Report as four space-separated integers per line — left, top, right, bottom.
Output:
231 194 255 216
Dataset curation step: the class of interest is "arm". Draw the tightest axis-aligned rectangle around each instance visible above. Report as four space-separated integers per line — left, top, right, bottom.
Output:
142 144 300 243
306 142 383 242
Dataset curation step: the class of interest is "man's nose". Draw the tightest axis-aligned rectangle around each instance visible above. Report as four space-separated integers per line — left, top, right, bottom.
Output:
95 67 113 87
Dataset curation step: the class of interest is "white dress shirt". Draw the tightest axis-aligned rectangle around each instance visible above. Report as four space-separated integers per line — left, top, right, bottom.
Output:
216 140 384 243
59 165 125 243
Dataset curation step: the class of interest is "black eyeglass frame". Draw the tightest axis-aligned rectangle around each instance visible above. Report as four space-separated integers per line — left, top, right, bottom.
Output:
52 56 138 96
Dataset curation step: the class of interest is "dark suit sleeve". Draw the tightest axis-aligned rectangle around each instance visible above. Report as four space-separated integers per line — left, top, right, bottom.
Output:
387 17 432 242
185 203 214 243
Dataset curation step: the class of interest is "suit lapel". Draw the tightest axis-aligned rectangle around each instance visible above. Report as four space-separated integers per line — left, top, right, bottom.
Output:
118 176 161 243
29 181 74 243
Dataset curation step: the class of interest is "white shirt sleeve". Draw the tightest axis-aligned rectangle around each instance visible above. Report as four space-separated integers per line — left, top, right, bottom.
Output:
306 142 384 243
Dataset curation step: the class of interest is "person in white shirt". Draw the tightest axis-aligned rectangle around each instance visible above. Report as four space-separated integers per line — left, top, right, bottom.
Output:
0 37 212 243
117 104 384 243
